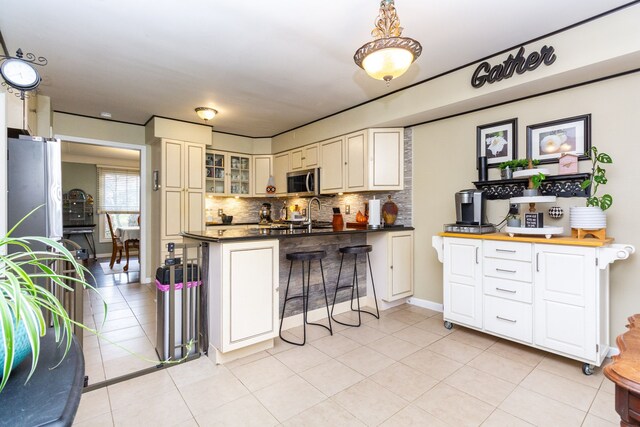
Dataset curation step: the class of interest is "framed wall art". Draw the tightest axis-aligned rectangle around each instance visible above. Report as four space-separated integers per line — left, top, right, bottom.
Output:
476 118 517 168
526 114 591 164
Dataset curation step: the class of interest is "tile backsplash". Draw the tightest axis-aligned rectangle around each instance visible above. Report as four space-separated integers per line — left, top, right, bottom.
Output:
205 129 413 226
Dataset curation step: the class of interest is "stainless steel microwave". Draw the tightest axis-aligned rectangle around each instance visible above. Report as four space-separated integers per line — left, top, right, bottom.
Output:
286 168 320 196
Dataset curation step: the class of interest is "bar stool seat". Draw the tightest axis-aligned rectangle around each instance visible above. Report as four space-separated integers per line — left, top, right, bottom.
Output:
286 251 326 261
279 250 333 346
331 244 380 327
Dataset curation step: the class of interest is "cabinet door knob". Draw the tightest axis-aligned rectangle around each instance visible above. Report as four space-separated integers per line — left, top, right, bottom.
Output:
390 265 393 269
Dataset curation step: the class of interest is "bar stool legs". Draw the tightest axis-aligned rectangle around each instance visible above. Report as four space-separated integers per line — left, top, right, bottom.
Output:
279 251 333 346
331 245 380 327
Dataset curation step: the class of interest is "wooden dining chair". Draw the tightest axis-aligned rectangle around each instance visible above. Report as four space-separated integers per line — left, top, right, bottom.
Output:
124 235 140 272
106 213 124 269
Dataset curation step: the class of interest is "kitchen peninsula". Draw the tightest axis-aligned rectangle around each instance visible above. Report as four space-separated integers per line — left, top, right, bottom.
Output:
184 225 414 363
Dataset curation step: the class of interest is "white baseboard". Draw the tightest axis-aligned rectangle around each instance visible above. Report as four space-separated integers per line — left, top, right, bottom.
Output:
406 297 444 312
607 347 620 358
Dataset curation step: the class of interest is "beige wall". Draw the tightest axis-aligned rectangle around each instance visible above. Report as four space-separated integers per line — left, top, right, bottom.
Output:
54 112 145 145
413 72 640 342
211 133 272 154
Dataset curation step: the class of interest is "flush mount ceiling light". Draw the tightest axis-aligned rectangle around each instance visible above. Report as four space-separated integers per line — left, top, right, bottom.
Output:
195 107 218 122
354 0 422 85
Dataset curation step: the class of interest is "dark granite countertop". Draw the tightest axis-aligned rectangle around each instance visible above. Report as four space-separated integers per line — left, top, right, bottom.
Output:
206 222 259 226
184 225 413 242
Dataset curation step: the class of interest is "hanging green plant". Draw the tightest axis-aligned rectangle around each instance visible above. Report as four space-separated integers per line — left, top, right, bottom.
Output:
0 207 103 392
580 146 613 210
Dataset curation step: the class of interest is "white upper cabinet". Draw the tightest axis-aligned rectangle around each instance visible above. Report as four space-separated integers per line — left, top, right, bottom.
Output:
369 128 404 190
320 128 404 194
290 143 319 171
252 155 273 197
319 136 346 194
273 152 290 196
345 131 367 192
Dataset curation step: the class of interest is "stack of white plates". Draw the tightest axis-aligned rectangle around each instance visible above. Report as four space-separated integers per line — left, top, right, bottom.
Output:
570 207 606 229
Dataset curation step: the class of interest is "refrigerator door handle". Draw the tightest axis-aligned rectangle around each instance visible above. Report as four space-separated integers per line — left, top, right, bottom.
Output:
45 139 63 240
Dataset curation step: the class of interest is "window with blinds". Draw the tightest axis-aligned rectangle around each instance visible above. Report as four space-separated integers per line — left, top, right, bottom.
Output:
97 167 140 214
97 166 140 241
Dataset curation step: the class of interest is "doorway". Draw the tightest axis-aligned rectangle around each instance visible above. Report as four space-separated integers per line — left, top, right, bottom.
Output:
59 137 157 387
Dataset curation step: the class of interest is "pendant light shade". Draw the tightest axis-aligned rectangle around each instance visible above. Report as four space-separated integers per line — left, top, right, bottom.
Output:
354 0 422 83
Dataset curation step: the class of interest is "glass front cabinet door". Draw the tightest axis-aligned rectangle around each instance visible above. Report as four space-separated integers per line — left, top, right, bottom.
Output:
206 152 227 195
206 151 251 196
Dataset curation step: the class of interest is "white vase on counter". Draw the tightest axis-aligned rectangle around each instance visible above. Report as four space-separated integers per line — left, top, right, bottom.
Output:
570 206 607 230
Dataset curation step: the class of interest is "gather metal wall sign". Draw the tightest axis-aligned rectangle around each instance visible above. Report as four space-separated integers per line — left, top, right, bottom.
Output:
471 45 557 88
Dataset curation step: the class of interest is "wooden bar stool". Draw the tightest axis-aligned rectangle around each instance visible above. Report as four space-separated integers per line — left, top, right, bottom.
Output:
279 250 333 346
330 244 380 327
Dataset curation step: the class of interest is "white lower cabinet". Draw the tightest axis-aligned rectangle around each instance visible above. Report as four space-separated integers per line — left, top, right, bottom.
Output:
368 230 414 303
534 244 597 361
208 239 279 355
443 238 483 329
434 236 634 369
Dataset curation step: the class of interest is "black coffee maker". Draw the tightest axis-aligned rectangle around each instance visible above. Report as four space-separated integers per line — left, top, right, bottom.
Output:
455 189 486 225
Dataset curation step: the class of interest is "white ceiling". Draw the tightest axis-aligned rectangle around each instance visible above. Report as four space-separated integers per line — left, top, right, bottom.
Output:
0 0 632 137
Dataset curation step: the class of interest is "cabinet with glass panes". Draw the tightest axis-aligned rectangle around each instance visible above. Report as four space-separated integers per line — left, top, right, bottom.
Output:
206 151 251 196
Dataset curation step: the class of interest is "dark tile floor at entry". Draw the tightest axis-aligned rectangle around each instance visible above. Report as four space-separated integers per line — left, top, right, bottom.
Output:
85 256 141 288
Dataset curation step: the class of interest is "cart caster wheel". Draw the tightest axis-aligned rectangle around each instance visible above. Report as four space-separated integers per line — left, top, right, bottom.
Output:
444 321 454 330
582 363 595 376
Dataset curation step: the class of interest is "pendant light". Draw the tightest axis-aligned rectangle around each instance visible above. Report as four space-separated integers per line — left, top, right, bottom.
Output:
354 0 422 84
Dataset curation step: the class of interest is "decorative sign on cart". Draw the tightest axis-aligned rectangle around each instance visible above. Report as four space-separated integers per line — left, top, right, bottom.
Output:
471 45 557 88
524 212 544 228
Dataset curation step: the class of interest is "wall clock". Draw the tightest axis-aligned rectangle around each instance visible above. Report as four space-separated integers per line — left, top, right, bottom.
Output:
0 48 47 98
0 58 41 91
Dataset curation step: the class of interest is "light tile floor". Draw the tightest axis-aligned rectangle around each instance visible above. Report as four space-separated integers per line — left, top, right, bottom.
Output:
82 282 158 386
74 304 619 426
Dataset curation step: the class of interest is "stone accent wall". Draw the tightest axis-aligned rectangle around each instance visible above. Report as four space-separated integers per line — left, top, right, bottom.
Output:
278 234 368 316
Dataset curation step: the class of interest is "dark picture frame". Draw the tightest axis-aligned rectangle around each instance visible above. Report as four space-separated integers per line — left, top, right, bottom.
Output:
476 118 517 169
526 114 591 164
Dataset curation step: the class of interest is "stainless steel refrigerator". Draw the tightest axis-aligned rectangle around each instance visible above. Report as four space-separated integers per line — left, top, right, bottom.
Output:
7 135 63 252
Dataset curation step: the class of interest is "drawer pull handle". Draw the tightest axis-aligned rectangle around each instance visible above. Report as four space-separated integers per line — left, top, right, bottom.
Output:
496 287 516 293
496 316 517 323
496 249 516 253
496 268 517 274
475 247 479 264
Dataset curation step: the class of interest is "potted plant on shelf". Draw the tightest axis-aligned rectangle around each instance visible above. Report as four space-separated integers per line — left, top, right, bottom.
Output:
0 209 99 393
506 213 521 227
522 171 547 197
571 146 612 235
499 160 514 179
